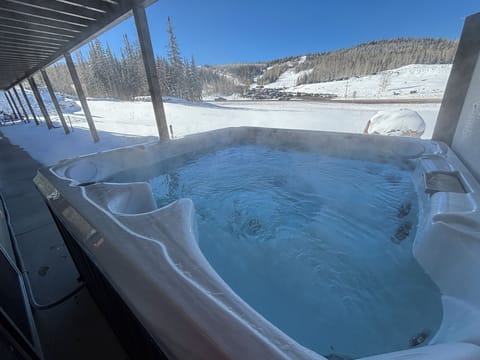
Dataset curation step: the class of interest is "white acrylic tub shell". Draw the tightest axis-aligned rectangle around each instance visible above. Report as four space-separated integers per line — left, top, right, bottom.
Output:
34 128 480 359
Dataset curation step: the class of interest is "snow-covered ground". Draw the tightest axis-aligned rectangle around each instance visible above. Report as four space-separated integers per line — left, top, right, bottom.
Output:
266 64 451 99
0 91 441 166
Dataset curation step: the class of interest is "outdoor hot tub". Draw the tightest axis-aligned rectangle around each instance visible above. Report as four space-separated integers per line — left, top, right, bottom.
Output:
34 127 480 360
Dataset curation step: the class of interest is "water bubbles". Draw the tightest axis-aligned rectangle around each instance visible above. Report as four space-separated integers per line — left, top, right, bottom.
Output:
391 221 412 244
243 218 263 236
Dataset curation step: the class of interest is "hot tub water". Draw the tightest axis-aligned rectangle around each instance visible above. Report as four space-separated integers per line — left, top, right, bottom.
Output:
114 145 442 359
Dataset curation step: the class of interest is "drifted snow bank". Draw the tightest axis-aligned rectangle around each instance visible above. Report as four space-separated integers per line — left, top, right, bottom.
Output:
364 108 426 137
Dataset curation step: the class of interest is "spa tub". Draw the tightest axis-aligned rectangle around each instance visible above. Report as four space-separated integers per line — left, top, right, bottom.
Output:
34 127 480 359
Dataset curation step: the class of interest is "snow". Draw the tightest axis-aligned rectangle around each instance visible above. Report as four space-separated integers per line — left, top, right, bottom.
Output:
0 63 447 166
266 64 451 99
365 108 426 137
0 120 157 166
0 87 80 118
263 68 312 89
0 92 441 166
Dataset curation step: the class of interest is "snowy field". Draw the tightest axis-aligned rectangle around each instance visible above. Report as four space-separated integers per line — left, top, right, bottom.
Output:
0 62 449 166
0 95 441 166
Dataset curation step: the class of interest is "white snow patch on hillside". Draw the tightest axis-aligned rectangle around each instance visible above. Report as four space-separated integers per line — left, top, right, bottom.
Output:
251 56 310 89
288 64 451 99
263 56 312 89
264 68 312 89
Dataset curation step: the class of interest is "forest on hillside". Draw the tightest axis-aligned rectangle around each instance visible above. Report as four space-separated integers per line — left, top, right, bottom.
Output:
256 38 457 86
42 25 457 101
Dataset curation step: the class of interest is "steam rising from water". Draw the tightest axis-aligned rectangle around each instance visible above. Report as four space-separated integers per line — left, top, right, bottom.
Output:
120 146 443 358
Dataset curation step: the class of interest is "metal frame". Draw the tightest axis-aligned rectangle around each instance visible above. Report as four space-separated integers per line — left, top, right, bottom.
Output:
0 0 154 90
19 82 39 125
6 91 21 120
433 13 480 145
12 87 29 122
1 0 169 142
41 70 70 135
28 77 53 129
64 52 99 142
4 92 17 120
133 4 169 140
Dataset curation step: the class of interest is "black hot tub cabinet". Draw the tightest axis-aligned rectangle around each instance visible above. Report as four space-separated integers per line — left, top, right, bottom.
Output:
34 127 480 360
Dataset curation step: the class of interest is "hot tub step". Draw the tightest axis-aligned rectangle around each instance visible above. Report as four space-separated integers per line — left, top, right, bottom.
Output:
425 171 468 194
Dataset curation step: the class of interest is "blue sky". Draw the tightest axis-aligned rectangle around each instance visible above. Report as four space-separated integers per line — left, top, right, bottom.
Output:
94 0 478 65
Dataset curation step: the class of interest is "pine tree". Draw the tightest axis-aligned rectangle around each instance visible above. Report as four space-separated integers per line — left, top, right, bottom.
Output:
156 56 170 96
166 17 184 98
119 34 148 100
189 55 202 101
105 44 121 98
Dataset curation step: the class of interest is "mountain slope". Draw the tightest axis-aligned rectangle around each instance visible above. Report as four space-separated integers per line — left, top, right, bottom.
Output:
288 64 452 99
200 38 457 96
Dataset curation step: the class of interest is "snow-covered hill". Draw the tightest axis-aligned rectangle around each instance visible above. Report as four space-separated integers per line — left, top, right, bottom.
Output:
212 64 451 101
287 64 451 100
202 38 456 98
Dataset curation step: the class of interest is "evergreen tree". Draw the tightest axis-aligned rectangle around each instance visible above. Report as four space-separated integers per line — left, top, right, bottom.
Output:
166 17 184 98
156 56 170 96
189 55 202 101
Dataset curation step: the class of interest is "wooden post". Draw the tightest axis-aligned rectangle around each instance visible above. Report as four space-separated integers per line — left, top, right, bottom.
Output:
19 82 39 125
64 52 99 142
12 87 29 122
41 69 70 135
7 90 21 120
28 77 53 129
4 92 17 118
132 4 169 141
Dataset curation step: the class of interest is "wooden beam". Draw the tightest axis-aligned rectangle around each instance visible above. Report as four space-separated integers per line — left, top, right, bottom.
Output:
0 9 86 33
28 77 53 129
132 3 169 140
0 2 93 27
19 82 39 125
6 90 22 120
0 38 59 51
40 70 70 134
12 87 29 122
0 14 80 34
12 0 106 20
0 29 70 44
64 52 99 142
55 0 117 14
0 33 63 48
0 0 144 90
0 22 76 39
0 53 48 61
0 43 56 57
4 92 19 120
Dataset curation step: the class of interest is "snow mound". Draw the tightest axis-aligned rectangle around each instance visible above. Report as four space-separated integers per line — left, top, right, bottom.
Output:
59 97 81 113
364 108 426 137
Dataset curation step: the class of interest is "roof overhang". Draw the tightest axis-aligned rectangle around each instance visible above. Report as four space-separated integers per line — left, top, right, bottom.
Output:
0 0 155 90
